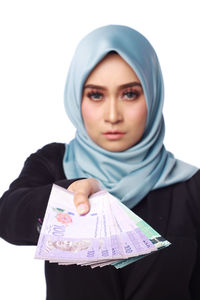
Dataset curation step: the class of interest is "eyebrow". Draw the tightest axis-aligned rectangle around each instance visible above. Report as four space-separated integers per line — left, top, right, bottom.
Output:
83 82 142 90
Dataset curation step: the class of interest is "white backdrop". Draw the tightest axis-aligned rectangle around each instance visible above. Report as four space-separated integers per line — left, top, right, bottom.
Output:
0 0 200 299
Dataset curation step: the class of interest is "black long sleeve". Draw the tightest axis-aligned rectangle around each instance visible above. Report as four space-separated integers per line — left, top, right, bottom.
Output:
0 143 79 246
1 143 200 299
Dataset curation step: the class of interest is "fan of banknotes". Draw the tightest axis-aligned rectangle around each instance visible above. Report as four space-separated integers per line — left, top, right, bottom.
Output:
35 184 170 269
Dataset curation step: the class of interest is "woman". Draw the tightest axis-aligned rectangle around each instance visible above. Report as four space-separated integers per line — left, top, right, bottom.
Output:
0 25 200 300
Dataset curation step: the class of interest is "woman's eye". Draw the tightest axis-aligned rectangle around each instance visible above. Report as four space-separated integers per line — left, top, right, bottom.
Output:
87 91 103 101
123 90 140 100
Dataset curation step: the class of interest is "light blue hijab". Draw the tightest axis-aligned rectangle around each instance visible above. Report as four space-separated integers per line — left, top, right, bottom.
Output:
63 25 198 209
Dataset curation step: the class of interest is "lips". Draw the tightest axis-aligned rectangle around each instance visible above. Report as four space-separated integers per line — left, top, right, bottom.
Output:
103 130 126 140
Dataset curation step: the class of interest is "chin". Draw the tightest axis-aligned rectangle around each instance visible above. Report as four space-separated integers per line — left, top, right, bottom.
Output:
99 143 132 152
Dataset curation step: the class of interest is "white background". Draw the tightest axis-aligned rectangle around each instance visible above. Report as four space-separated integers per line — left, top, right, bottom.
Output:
0 0 200 299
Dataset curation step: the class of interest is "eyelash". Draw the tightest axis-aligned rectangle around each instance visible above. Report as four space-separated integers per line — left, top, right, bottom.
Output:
86 89 141 101
122 89 140 100
87 91 103 101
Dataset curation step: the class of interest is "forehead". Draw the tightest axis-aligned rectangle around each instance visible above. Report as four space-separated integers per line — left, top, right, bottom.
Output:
84 53 140 86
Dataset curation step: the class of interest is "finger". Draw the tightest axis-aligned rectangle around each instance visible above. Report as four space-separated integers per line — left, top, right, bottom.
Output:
67 178 101 215
73 192 90 215
67 181 90 214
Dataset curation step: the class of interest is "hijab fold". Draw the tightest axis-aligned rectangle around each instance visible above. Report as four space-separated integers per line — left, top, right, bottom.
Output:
63 25 197 209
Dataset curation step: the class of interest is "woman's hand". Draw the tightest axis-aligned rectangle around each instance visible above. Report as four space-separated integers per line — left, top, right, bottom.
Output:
67 178 101 215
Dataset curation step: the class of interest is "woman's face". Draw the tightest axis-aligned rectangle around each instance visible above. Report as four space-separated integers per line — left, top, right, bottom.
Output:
81 53 147 152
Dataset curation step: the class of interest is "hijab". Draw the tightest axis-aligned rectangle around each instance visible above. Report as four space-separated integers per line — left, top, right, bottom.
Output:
63 24 198 209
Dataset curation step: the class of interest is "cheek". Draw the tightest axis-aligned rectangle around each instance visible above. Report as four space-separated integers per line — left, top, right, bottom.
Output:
81 100 93 126
126 102 147 128
81 99 100 129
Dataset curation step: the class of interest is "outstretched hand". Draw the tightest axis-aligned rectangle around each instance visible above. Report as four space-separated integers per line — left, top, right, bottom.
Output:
67 178 101 215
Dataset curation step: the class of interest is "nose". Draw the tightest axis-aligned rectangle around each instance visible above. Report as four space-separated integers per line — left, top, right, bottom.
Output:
104 97 123 124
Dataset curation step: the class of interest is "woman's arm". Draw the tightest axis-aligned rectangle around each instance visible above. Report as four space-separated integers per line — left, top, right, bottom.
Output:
0 143 80 246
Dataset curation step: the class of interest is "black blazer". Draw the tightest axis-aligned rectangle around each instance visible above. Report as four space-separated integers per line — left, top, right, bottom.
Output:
0 143 200 300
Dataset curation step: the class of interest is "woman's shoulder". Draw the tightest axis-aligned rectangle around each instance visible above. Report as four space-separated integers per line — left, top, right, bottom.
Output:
176 169 200 199
22 142 66 179
155 169 200 224
186 168 200 186
26 142 66 164
183 169 200 209
33 142 66 157
152 169 200 198
143 169 200 223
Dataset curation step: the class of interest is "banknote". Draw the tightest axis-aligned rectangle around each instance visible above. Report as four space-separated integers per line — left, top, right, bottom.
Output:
35 187 106 263
35 184 170 268
89 194 157 268
109 194 171 268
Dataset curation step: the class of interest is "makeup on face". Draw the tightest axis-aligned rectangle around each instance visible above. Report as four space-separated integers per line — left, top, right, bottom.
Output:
81 53 147 152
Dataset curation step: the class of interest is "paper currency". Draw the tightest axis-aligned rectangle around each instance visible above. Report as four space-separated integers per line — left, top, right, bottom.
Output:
35 184 170 269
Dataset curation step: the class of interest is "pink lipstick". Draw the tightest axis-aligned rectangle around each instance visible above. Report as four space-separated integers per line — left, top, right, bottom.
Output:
103 130 125 140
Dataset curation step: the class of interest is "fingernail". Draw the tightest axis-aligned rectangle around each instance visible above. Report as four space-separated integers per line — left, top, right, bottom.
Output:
77 203 88 215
